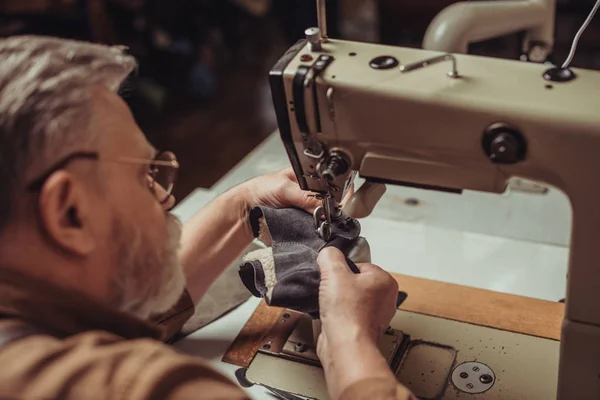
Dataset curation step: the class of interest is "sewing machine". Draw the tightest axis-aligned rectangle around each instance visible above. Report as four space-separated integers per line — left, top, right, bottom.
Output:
230 0 600 399
246 2 600 399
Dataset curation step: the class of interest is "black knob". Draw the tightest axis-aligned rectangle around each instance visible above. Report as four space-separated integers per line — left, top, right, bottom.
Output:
482 124 526 164
543 67 576 83
321 152 349 183
369 56 399 70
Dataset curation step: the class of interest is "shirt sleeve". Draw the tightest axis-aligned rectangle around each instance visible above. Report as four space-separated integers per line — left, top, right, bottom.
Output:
0 332 251 400
149 289 195 343
340 378 418 400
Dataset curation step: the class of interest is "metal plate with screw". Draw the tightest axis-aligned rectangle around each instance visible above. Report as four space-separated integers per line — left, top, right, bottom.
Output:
451 362 496 394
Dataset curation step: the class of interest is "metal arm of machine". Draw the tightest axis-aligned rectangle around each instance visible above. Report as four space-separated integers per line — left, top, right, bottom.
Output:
423 0 556 61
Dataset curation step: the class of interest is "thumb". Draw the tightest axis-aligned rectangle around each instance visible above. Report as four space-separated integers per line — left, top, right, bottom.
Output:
317 247 352 277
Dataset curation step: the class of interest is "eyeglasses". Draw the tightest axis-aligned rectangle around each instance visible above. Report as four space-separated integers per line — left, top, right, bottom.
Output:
26 151 179 204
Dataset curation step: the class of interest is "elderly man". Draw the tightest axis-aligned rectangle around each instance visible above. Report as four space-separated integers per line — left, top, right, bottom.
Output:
0 35 414 400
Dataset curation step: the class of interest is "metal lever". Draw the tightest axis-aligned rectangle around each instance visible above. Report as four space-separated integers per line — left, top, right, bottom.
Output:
317 0 327 40
400 53 459 78
343 181 386 219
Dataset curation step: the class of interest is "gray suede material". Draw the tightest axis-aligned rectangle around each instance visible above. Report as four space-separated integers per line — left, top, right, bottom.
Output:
250 206 360 248
239 206 363 315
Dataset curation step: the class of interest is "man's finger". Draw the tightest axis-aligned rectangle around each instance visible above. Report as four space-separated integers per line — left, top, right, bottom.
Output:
317 247 352 276
355 262 383 274
280 167 297 182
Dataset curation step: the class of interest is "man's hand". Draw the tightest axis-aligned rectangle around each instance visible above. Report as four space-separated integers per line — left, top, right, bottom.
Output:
238 167 321 214
179 166 354 306
316 247 399 400
318 247 398 342
179 167 323 305
236 167 355 238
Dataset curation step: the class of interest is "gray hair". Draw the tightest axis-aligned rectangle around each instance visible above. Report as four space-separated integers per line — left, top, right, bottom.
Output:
0 35 137 230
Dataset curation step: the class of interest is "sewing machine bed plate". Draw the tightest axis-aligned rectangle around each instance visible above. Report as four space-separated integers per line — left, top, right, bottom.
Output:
246 311 559 399
222 273 564 399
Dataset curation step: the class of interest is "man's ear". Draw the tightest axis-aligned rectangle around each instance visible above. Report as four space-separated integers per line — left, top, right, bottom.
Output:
38 171 96 256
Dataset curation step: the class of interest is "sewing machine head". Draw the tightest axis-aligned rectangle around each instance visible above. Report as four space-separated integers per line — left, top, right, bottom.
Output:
268 1 600 399
270 3 596 232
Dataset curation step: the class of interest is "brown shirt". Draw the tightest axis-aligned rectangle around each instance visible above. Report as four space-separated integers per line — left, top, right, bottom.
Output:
0 267 249 400
0 267 413 400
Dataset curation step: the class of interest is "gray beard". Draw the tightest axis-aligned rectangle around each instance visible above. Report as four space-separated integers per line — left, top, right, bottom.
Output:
110 212 187 320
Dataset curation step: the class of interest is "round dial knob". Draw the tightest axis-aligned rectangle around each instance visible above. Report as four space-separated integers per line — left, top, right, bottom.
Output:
305 27 322 52
320 151 350 183
482 124 527 164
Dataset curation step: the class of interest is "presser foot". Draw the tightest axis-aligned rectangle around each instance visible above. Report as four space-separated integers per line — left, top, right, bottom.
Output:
313 206 331 241
311 195 342 241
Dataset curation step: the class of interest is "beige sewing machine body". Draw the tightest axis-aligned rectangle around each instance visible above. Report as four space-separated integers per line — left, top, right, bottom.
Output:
223 1 600 399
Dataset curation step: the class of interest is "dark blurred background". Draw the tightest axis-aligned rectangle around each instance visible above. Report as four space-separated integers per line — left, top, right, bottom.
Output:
1 0 599 203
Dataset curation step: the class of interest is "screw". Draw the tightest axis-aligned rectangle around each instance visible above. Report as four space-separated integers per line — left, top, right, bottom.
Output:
459 372 468 379
472 366 480 372
480 374 493 384
294 342 308 353
263 343 271 350
404 198 420 206
466 383 474 389
283 313 291 319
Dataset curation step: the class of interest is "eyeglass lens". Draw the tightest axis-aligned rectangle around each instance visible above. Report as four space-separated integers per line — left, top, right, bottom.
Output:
150 151 177 201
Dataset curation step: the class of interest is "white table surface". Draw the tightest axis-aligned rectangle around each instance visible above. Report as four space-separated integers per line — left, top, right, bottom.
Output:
171 131 570 399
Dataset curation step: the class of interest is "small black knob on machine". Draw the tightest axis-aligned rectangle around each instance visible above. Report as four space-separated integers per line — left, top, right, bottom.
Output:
543 67 576 83
369 56 399 70
482 123 527 164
